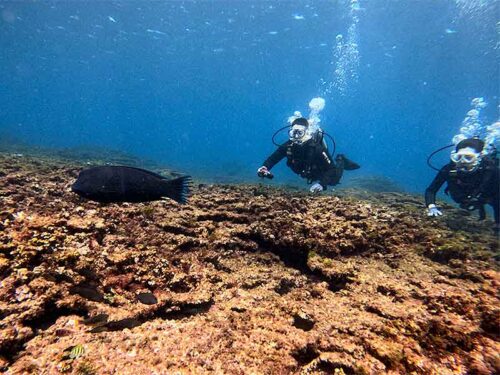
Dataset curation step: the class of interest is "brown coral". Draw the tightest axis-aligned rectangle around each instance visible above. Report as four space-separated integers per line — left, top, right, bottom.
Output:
0 153 498 374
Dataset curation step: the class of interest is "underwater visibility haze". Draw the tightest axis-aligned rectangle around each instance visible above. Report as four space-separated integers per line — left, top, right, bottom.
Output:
1 0 498 192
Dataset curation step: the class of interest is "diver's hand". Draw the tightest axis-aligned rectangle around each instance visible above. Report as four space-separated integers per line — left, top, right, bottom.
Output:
257 166 273 179
427 204 443 217
310 183 324 194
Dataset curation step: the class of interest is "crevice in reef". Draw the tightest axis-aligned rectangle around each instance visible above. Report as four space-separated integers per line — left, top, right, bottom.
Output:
0 302 89 365
156 300 213 320
90 299 214 333
25 248 54 272
316 360 355 374
292 313 315 331
159 224 195 236
240 232 351 293
23 301 88 332
90 317 142 333
240 233 312 274
204 256 233 273
318 270 351 292
0 337 33 367
292 343 320 366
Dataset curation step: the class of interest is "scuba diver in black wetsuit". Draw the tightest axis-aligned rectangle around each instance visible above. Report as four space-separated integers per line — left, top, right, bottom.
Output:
257 117 360 193
425 137 500 231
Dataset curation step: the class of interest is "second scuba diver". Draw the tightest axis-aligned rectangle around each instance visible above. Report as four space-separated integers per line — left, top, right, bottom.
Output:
425 137 499 231
257 117 360 193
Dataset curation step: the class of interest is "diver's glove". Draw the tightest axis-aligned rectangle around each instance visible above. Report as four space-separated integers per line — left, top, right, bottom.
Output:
310 183 324 194
257 166 273 179
427 204 443 217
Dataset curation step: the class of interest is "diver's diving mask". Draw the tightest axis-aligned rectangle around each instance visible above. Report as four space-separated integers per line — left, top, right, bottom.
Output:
450 147 481 172
289 125 307 143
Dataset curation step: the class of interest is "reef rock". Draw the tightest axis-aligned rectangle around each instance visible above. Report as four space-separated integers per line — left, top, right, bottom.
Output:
0 153 498 374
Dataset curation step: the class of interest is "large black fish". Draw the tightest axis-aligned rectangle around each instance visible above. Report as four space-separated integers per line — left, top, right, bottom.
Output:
72 166 191 204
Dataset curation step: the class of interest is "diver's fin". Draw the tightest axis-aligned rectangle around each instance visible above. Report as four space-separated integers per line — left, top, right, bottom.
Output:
161 176 192 204
336 154 360 170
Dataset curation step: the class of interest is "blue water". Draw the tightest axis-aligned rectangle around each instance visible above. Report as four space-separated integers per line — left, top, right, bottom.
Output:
0 0 498 193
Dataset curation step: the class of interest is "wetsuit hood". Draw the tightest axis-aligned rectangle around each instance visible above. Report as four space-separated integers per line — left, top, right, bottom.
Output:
291 117 309 127
455 138 485 153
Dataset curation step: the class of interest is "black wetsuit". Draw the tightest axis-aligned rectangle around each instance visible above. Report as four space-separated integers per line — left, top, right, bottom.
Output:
425 156 499 224
263 135 346 188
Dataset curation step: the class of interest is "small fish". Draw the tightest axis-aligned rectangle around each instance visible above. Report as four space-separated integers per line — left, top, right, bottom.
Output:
445 28 457 34
137 292 158 305
108 16 117 23
63 344 85 360
70 285 104 302
82 313 109 326
91 318 141 333
69 345 85 359
72 166 191 204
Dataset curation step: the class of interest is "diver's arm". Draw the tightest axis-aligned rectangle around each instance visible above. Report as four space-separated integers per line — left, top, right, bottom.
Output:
424 165 449 206
263 142 289 170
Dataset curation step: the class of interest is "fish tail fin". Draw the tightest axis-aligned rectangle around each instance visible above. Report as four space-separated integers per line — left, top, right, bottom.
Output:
161 176 192 204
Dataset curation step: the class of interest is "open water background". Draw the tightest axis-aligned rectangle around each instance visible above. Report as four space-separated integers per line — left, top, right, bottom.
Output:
0 0 498 193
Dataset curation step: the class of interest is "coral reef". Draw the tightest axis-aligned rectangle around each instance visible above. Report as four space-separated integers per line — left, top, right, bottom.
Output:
342 175 405 193
0 152 498 374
